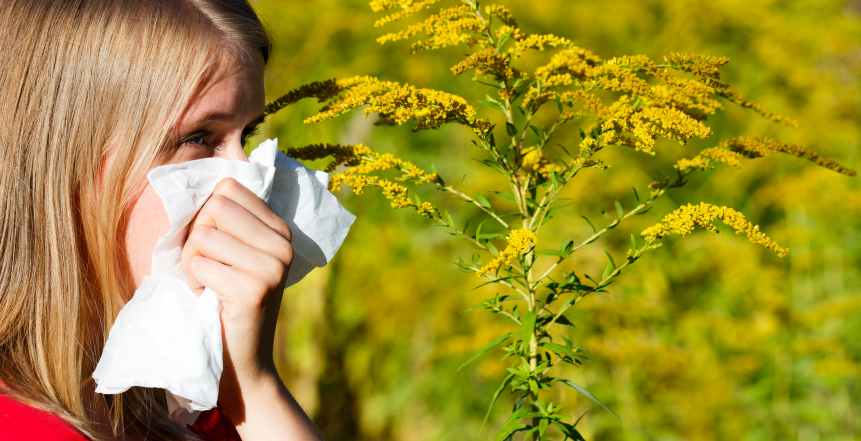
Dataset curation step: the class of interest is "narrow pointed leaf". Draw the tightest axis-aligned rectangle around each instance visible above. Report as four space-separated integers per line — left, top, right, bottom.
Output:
557 380 621 421
520 311 537 346
458 332 518 371
614 199 623 219
581 216 596 234
480 373 515 434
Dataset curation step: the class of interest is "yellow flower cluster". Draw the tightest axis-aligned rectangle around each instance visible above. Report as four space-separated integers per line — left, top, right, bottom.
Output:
302 76 491 135
371 0 447 27
720 137 856 176
450 48 526 82
365 85 491 134
599 96 712 154
640 202 788 256
375 4 486 53
535 48 603 83
520 149 556 179
512 33 573 53
558 90 609 120
485 4 518 27
661 53 797 126
674 146 746 172
324 144 440 217
476 229 538 276
663 52 730 86
639 65 724 118
305 76 399 123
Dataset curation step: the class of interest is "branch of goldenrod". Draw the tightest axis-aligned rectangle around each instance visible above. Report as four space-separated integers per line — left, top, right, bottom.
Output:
439 185 510 229
470 269 530 300
532 186 670 284
543 241 654 332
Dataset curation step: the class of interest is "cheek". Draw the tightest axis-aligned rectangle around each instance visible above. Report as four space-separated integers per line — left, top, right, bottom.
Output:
124 183 169 290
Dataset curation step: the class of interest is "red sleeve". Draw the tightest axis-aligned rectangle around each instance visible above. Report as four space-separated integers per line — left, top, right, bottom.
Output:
0 393 90 441
189 403 242 441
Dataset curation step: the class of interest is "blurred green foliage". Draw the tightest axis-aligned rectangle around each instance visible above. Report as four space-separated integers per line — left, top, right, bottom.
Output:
251 0 861 439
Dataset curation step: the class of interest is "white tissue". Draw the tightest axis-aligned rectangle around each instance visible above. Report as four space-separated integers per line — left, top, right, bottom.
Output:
92 139 355 425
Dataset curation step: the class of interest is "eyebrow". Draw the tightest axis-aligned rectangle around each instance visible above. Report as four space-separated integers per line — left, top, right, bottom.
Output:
187 112 266 128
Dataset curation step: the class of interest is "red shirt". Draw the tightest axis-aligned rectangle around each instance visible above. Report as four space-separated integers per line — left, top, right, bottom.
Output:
0 393 240 440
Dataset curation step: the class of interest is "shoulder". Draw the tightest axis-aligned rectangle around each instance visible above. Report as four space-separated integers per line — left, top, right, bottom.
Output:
0 393 90 441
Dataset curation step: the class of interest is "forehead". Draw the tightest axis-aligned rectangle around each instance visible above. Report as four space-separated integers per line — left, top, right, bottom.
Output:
176 51 266 127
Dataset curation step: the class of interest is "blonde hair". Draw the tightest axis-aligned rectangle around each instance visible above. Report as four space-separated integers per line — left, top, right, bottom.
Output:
0 0 270 439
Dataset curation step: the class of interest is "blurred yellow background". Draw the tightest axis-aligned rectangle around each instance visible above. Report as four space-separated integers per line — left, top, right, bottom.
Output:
249 0 861 439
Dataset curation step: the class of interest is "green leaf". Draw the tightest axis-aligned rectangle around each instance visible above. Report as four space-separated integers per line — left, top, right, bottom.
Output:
604 251 616 269
520 311 537 347
602 211 613 221
630 234 638 251
458 332 518 371
535 249 574 259
444 210 456 228
602 261 613 280
632 187 640 202
480 373 515 434
487 241 499 255
478 99 506 114
478 233 508 240
551 421 586 441
555 93 564 113
506 122 518 137
614 199 623 219
581 216 596 234
494 405 534 441
476 193 492 210
541 342 580 360
635 207 653 216
557 380 621 422
476 80 503 90
493 191 517 202
539 418 550 436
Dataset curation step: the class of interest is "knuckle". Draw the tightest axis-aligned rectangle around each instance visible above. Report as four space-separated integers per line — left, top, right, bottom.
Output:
188 255 207 273
215 177 241 194
246 276 271 300
261 255 285 282
188 224 213 242
206 194 231 215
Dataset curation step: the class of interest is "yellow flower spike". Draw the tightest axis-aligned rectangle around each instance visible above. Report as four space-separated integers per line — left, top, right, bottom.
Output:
720 137 856 176
451 48 526 82
521 149 556 179
477 229 538 277
514 34 574 52
641 203 788 256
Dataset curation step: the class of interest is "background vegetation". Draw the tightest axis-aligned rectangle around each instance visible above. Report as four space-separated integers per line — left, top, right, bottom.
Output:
249 0 861 439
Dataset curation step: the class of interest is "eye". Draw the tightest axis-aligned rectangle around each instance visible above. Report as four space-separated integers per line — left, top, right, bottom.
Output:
241 126 261 148
178 129 216 150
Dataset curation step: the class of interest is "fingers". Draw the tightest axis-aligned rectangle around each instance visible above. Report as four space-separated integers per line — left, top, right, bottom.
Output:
182 225 288 295
207 177 292 243
191 193 293 268
187 254 277 312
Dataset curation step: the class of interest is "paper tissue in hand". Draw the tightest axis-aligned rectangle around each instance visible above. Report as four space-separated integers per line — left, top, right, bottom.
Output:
92 139 355 425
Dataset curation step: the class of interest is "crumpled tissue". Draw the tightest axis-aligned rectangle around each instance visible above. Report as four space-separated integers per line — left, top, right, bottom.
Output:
92 139 355 425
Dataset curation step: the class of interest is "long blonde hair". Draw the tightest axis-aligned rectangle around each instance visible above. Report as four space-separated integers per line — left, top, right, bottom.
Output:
0 0 270 439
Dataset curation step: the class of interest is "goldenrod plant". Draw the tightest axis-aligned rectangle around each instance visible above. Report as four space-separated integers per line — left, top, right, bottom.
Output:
264 1 854 439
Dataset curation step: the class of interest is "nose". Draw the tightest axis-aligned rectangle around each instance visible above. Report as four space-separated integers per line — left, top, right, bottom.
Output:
217 137 250 163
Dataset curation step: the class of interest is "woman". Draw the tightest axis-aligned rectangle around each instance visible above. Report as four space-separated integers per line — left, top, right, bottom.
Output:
0 1 323 440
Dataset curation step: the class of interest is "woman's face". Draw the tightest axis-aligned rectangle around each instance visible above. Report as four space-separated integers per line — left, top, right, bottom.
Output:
117 51 267 295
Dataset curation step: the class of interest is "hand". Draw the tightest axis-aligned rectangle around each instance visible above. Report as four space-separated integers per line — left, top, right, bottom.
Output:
181 178 322 440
